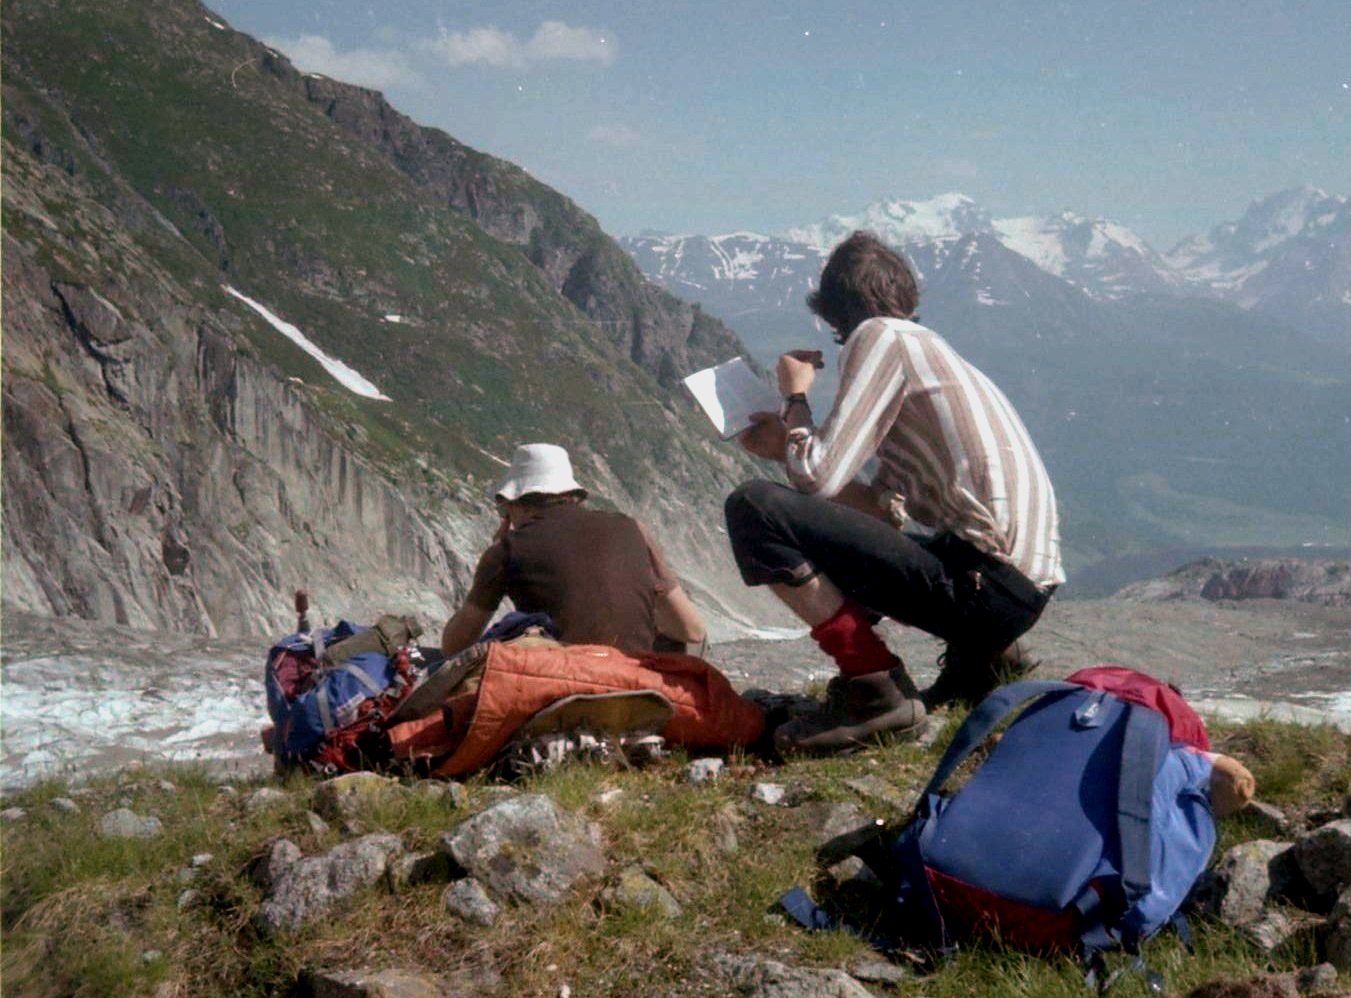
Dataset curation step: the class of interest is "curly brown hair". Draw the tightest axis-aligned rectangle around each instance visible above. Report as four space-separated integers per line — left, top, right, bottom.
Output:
806 230 920 343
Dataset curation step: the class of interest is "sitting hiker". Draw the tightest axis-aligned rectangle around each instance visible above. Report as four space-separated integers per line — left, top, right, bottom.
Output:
441 443 706 657
726 231 1065 754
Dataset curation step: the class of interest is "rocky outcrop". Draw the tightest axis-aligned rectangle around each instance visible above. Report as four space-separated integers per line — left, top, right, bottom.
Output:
1 173 476 636
1116 557 1351 607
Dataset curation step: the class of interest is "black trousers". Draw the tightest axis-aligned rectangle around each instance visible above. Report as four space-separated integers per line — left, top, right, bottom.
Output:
724 480 1051 654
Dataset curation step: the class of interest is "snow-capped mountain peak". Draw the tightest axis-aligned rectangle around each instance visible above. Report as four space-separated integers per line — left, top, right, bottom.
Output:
782 193 992 251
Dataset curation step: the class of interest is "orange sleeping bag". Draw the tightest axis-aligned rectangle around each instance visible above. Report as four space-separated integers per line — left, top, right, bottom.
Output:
386 641 765 777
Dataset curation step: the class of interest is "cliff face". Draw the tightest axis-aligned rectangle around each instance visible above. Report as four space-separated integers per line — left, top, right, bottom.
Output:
1 0 782 640
2 140 476 636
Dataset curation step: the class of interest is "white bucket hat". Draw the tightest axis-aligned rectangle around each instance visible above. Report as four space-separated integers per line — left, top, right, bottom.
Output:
494 443 587 502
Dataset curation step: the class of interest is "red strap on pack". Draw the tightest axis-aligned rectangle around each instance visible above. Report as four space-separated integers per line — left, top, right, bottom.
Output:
1066 665 1210 750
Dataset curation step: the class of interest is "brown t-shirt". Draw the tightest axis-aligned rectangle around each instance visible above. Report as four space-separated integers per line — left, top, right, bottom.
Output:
464 503 678 652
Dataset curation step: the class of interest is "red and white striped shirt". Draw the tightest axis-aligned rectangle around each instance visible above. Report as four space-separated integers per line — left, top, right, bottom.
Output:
785 317 1065 588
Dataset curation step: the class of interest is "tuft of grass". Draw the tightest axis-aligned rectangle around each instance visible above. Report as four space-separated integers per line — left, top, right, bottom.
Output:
2 715 1347 998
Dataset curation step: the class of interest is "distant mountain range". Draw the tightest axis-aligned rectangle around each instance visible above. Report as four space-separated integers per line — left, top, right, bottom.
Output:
626 188 1351 337
621 191 1351 581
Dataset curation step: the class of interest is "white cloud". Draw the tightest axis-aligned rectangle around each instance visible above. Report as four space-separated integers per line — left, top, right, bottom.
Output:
267 34 420 90
426 21 615 69
588 124 641 148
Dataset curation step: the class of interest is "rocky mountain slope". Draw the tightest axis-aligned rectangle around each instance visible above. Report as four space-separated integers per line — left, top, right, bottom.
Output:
1 0 785 640
621 194 1351 577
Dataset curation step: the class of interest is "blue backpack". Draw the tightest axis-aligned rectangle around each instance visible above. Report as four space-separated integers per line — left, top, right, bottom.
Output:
264 615 423 769
784 667 1217 988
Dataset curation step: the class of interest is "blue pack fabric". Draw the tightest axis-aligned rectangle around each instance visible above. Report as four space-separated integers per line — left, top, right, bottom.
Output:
891 677 1216 959
265 621 398 760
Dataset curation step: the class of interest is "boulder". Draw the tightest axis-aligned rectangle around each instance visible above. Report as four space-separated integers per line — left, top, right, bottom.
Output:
255 833 404 936
442 878 499 927
439 794 605 906
1193 840 1296 924
312 773 412 825
602 865 682 918
1324 887 1351 971
1292 820 1351 912
1186 964 1340 998
303 965 499 998
98 807 162 839
712 952 877 998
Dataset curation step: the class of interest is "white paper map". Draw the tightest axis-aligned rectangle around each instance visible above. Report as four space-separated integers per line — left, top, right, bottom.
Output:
683 356 780 439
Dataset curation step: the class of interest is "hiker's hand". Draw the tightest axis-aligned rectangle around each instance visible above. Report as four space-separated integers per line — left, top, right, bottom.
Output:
739 411 788 462
777 350 823 396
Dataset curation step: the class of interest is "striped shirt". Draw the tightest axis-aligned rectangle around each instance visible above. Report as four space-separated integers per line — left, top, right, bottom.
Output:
785 317 1065 588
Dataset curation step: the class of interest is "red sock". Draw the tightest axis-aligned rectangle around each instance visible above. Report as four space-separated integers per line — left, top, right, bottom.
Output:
810 600 898 677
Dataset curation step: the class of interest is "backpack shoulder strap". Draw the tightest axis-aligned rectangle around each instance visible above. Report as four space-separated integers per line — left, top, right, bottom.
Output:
922 679 1077 798
1115 702 1169 928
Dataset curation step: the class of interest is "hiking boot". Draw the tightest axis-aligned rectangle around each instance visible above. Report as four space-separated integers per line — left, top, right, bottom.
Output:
774 666 927 756
921 642 1038 711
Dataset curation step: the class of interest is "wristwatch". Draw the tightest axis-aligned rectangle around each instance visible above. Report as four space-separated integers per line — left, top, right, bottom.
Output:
782 392 810 418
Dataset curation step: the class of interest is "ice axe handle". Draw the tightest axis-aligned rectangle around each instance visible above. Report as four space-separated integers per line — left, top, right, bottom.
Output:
294 589 310 633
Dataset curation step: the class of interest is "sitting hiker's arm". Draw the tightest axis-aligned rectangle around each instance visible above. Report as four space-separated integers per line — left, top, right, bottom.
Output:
440 602 493 659
639 522 707 647
440 538 507 658
655 584 706 646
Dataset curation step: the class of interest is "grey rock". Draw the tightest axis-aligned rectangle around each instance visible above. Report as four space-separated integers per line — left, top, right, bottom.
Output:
751 782 787 805
687 758 724 784
305 965 476 998
712 952 878 998
252 838 304 890
1195 839 1294 925
387 850 452 891
0 807 25 823
711 805 741 854
256 833 404 936
593 788 625 806
440 794 605 906
98 807 162 839
844 774 915 815
1240 909 1317 952
217 785 237 796
191 852 214 867
410 780 462 806
1293 819 1351 910
244 787 290 813
48 797 80 814
1186 963 1342 998
603 865 682 918
312 772 410 823
1244 800 1290 837
141 949 162 964
800 800 884 865
1325 887 1351 971
442 878 500 927
848 960 911 984
305 811 331 836
176 866 199 883
1295 963 1338 994
176 888 200 910
156 780 177 793
916 720 944 749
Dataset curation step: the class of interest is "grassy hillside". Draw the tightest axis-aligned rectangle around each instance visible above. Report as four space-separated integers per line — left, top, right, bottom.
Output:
1 716 1345 997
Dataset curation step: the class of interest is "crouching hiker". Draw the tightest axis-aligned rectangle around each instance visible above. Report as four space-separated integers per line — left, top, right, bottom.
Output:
441 443 707 657
726 231 1065 755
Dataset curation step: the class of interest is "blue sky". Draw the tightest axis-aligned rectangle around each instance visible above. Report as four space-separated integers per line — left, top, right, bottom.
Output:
206 0 1349 250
